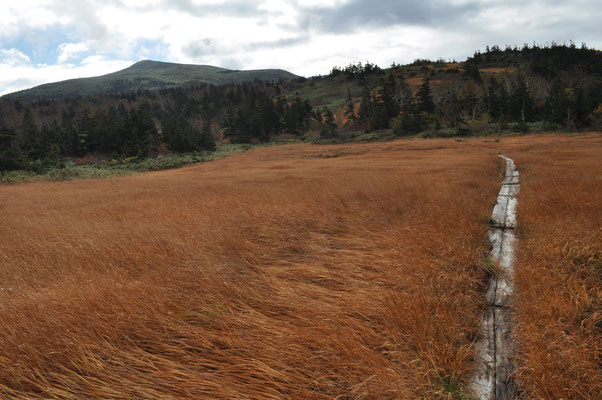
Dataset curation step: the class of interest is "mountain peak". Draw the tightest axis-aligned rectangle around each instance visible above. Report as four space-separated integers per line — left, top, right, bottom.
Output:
130 59 159 67
2 60 299 100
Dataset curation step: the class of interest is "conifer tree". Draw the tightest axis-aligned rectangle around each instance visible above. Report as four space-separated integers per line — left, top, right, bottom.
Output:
510 77 533 122
344 89 356 121
486 76 503 120
320 107 337 138
545 79 569 125
417 77 435 113
20 108 39 157
200 121 216 151
358 88 373 127
382 73 399 120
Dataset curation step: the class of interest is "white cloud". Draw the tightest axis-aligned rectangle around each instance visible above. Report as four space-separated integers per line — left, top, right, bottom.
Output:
0 49 31 66
0 1 60 39
0 57 134 97
57 42 89 63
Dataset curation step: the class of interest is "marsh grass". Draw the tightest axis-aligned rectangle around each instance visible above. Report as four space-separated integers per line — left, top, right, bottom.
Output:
510 134 602 399
0 133 600 398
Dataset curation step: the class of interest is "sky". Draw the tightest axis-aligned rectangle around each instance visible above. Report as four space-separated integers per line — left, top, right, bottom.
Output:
1 0 600 96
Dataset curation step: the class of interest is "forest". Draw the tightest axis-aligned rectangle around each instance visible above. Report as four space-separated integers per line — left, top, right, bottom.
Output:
1 43 601 173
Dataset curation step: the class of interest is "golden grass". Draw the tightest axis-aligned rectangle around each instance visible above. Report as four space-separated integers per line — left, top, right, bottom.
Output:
509 134 601 399
0 133 599 398
478 67 514 74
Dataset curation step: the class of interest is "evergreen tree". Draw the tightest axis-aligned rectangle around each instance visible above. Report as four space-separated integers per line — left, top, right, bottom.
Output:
40 121 62 159
417 77 435 113
0 127 23 171
162 114 198 152
20 108 40 158
395 97 425 136
370 102 389 130
463 62 481 82
246 108 265 141
320 107 337 138
545 79 569 125
200 121 216 151
60 119 83 157
344 89 356 122
510 77 533 122
382 73 399 120
358 88 373 128
571 87 589 127
259 97 279 139
284 97 311 134
487 76 503 120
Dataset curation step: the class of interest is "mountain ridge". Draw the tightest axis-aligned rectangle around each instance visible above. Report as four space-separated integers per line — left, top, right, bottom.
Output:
2 60 299 100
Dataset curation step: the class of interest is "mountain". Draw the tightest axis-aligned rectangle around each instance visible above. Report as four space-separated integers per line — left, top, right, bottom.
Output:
1 43 601 174
2 60 300 100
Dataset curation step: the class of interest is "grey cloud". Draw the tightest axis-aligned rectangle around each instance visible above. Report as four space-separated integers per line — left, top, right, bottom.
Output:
182 39 216 59
158 0 265 17
48 0 110 40
245 36 310 51
220 57 244 70
182 35 310 63
297 0 483 33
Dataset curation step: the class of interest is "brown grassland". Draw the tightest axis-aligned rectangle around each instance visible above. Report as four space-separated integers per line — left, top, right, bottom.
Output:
0 133 599 399
511 135 601 399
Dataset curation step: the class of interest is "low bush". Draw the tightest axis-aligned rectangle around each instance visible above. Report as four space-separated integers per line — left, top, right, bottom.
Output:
0 144 262 184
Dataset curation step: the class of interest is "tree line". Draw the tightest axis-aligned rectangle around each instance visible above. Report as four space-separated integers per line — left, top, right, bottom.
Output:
352 72 601 136
337 44 602 135
1 43 600 172
0 82 315 171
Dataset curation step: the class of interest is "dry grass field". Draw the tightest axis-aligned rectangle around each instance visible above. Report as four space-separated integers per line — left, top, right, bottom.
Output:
0 133 599 399
510 135 601 399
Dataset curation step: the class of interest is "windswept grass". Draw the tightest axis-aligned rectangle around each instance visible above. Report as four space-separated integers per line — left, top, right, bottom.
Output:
0 133 599 398
0 138 501 399
509 134 601 399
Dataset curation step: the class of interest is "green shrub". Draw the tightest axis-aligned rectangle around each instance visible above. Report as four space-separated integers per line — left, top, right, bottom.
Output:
420 128 458 138
0 144 265 184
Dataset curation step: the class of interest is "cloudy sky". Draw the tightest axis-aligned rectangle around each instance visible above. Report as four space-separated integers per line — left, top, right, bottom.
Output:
1 0 600 96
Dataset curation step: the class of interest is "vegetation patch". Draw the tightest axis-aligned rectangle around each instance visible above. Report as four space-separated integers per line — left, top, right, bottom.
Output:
0 144 259 184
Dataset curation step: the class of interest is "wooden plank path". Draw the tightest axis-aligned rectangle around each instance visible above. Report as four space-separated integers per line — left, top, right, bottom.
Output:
472 155 519 399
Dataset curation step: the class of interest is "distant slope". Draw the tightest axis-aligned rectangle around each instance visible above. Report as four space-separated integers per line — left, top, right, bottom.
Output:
3 60 299 100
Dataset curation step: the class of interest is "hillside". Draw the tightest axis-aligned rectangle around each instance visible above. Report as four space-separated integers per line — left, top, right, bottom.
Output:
288 44 602 118
1 60 299 100
1 44 601 174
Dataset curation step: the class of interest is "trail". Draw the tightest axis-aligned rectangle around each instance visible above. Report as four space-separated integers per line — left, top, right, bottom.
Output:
472 154 519 399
